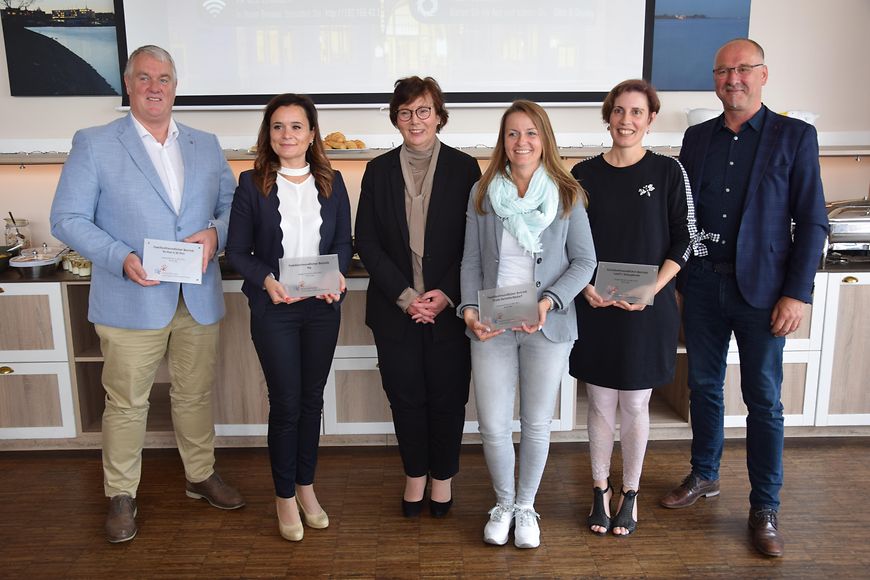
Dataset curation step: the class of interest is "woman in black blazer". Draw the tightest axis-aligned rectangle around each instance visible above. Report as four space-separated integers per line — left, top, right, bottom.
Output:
226 94 351 542
355 76 481 518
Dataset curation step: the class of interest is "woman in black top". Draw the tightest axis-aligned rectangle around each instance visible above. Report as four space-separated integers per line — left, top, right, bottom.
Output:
569 79 694 536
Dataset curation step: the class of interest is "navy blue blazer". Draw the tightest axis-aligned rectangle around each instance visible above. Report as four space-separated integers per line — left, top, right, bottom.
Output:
225 169 352 317
679 105 828 308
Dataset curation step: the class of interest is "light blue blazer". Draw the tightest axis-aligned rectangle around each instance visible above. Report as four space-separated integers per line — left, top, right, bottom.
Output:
458 184 597 343
50 114 236 330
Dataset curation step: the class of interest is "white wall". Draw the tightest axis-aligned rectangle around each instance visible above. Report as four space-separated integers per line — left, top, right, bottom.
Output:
1 0 869 246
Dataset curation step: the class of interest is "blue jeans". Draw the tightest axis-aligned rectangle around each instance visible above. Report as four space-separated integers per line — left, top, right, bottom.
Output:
683 260 785 511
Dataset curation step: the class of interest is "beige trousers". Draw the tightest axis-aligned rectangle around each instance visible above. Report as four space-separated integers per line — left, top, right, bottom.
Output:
95 297 220 498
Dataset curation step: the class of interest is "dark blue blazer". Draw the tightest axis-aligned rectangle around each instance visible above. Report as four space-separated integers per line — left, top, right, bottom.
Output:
226 169 352 317
679 105 828 308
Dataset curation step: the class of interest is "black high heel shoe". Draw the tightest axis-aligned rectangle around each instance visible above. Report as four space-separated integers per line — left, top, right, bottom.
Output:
429 477 453 517
587 480 612 535
402 498 425 518
612 489 638 536
429 498 453 517
402 476 428 518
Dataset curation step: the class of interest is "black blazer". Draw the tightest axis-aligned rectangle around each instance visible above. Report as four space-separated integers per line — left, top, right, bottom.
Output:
354 143 481 342
226 169 352 317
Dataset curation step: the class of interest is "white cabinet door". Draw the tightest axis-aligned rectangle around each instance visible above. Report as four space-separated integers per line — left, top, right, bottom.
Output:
816 271 870 426
0 362 76 438
0 282 68 362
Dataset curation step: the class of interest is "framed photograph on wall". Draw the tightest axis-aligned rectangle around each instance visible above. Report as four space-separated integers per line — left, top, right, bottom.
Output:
651 0 751 91
1 0 121 96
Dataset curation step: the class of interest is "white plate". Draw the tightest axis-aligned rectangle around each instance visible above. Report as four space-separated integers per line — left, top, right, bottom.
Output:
326 148 370 153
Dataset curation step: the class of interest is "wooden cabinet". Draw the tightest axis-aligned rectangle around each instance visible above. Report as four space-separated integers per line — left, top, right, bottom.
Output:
324 278 389 435
816 271 870 425
213 280 269 436
719 272 827 427
0 282 75 438
66 280 272 437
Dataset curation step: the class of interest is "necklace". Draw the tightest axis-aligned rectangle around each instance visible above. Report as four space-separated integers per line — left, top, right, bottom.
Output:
278 164 310 177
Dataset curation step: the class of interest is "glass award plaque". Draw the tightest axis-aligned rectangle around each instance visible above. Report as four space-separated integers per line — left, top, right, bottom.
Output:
477 282 539 330
593 261 658 305
278 254 341 297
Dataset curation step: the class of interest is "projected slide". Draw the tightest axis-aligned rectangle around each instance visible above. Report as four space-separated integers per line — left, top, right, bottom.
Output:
117 0 650 105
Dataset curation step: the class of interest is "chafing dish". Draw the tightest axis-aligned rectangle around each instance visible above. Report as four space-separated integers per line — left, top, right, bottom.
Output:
824 198 870 264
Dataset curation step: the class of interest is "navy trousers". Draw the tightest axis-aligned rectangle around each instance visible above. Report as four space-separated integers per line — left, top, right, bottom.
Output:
250 298 340 498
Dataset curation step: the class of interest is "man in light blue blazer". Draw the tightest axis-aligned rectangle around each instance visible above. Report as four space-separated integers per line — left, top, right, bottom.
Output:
660 39 828 558
50 45 244 543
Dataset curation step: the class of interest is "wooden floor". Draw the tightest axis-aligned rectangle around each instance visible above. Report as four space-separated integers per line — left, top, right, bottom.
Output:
1 438 869 579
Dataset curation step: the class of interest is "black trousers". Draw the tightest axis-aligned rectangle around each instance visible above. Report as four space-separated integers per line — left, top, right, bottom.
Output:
374 324 471 480
250 299 340 498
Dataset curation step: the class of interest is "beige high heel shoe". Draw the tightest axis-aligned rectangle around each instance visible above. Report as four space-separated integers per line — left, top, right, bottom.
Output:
276 499 303 542
299 501 329 529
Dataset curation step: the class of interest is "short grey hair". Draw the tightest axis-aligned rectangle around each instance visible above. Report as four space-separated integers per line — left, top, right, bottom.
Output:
123 45 177 81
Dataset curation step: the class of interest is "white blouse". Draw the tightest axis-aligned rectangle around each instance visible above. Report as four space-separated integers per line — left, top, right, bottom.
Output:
276 174 322 262
496 228 534 288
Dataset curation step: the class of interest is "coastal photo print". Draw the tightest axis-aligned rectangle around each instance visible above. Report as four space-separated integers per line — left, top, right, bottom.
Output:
1 0 121 96
651 0 751 91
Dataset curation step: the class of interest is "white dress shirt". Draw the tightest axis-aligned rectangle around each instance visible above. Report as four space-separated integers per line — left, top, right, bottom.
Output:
131 115 185 214
276 174 322 261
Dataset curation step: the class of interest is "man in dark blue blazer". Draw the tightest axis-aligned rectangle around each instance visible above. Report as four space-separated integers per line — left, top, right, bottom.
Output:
659 39 828 558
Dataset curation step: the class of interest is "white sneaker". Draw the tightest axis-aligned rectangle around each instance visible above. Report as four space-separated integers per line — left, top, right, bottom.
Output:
483 504 515 545
513 506 541 548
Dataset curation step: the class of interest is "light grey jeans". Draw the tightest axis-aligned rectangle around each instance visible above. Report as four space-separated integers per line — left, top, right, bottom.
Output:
471 330 572 508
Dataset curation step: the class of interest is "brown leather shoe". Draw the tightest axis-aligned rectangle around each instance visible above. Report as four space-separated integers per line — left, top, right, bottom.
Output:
660 473 720 509
748 508 784 557
105 494 137 543
185 472 245 510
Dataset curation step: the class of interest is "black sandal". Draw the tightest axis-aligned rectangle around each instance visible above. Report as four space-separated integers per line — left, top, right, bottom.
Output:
612 489 638 536
586 480 612 535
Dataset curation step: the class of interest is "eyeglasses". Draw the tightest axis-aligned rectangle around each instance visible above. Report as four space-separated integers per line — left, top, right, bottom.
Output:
712 63 764 77
396 106 432 122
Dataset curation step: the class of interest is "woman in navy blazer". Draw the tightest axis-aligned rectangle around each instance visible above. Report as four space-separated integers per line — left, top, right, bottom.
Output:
226 94 351 542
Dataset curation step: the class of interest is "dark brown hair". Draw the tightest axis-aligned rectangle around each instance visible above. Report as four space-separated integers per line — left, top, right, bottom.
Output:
601 79 661 124
253 93 334 198
475 100 585 217
389 76 448 131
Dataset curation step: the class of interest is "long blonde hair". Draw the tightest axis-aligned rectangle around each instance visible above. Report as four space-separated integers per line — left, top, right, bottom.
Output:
475 100 585 216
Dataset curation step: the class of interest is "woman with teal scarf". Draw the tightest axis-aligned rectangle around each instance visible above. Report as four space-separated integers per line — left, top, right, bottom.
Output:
458 100 596 549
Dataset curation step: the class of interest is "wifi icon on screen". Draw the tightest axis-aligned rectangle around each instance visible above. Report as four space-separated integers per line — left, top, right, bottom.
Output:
202 0 226 17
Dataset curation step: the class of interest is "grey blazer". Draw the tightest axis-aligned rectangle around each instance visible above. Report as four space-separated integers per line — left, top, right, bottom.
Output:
458 183 597 343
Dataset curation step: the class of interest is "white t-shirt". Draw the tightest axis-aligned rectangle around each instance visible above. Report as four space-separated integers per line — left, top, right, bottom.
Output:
496 228 534 288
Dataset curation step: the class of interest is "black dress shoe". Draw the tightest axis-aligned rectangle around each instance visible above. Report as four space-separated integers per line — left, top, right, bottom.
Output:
748 508 784 557
402 498 424 517
429 498 453 517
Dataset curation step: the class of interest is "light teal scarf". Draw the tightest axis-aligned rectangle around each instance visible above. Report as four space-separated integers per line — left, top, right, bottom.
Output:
487 165 558 254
